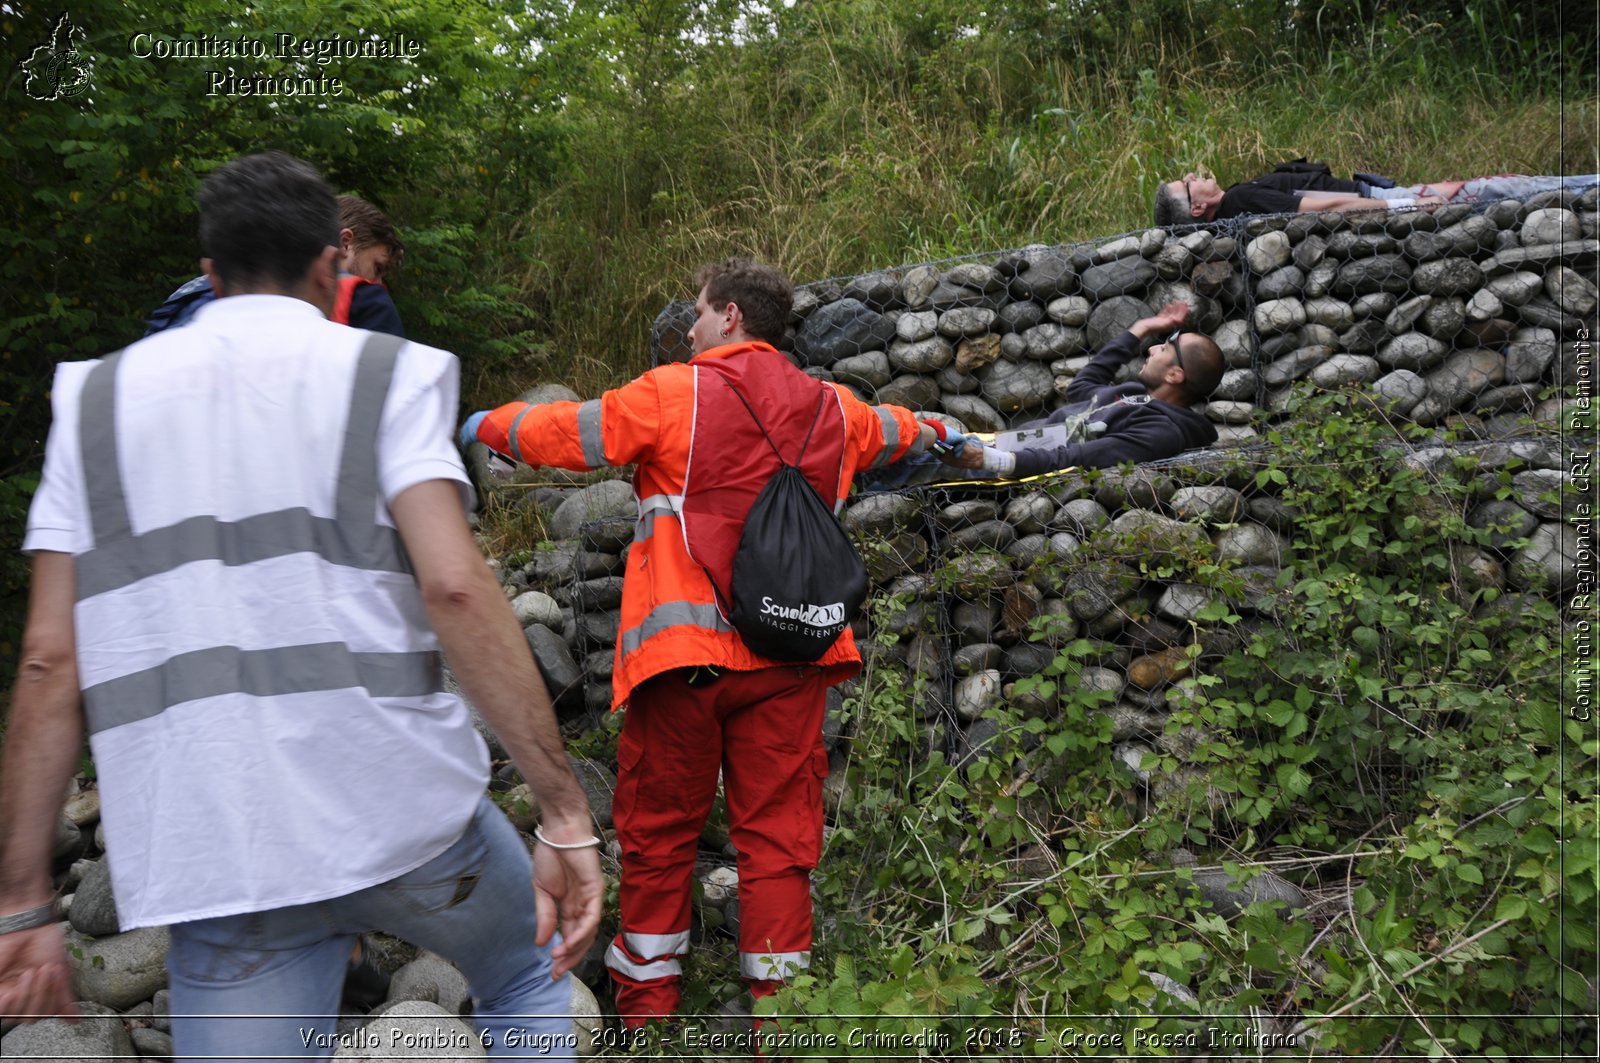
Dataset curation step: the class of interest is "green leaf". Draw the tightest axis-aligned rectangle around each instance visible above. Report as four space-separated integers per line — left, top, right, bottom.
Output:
1494 895 1528 921
953 919 986 943
1275 763 1311 796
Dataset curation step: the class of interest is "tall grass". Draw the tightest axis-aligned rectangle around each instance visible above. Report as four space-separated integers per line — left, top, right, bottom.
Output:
457 6 1596 406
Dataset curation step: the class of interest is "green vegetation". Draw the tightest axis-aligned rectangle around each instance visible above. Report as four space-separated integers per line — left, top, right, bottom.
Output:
1 0 1594 1052
746 395 1589 1057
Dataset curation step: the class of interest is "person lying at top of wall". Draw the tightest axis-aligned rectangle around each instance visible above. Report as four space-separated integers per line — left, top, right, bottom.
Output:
1153 159 1600 225
870 301 1224 488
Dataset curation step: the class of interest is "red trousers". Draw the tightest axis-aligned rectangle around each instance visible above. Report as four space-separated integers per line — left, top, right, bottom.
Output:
605 665 829 1025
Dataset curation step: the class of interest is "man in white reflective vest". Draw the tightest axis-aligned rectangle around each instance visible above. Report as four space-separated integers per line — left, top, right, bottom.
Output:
0 152 603 1059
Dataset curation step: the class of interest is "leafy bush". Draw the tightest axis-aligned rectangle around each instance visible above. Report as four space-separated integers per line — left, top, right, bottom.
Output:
684 391 1596 1059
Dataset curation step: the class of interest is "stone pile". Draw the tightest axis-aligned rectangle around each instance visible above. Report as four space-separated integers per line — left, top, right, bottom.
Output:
0 777 611 1060
649 187 1597 441
498 436 1581 796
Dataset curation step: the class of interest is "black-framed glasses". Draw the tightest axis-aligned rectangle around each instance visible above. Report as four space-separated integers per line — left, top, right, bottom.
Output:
1166 329 1188 376
1182 176 1194 209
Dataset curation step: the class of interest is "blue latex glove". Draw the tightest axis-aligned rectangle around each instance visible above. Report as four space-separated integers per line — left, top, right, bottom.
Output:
458 410 488 450
931 429 967 457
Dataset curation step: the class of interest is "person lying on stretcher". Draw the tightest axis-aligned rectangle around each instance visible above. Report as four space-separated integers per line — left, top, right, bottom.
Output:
868 302 1224 488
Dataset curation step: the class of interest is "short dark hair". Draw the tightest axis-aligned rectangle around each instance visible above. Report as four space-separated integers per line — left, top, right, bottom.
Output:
1153 181 1187 227
1178 332 1225 404
338 194 404 269
199 152 338 292
692 258 793 345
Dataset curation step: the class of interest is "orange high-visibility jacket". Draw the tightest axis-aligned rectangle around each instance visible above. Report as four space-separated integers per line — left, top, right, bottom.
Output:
331 274 371 326
476 341 922 709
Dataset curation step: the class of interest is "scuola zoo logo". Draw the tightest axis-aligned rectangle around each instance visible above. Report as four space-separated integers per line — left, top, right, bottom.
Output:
21 13 91 101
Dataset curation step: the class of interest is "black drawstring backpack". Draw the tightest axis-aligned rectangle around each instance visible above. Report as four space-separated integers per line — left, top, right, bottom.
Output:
719 380 868 662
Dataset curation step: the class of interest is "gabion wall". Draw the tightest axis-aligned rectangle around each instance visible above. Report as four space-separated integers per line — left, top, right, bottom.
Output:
647 188 1598 438
486 188 1593 800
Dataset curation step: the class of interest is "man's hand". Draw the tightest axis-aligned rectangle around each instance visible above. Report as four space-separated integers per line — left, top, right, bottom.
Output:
940 440 987 470
1132 301 1191 339
391 482 603 978
0 552 83 1024
531 837 605 981
0 922 77 1022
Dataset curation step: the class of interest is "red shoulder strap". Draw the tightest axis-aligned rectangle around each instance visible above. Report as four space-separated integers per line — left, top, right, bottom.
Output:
332 275 369 325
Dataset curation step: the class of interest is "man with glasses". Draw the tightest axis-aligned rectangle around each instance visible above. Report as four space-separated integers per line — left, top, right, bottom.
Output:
934 301 1224 479
825 300 1229 492
1154 159 1600 225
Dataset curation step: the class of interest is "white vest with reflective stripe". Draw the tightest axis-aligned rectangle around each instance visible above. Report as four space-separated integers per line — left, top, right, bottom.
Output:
45 306 489 929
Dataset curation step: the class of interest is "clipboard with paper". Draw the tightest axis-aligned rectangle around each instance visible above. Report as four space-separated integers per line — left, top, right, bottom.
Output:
978 398 1109 452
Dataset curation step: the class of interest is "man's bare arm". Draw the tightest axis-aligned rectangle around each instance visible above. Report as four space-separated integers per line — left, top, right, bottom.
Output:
0 551 83 1019
389 480 602 977
1298 192 1420 213
390 481 594 828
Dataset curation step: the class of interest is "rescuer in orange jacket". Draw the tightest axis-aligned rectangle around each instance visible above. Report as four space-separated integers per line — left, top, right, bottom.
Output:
463 258 944 1028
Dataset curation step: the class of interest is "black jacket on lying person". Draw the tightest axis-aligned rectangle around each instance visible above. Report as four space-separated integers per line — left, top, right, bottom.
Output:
1007 330 1218 477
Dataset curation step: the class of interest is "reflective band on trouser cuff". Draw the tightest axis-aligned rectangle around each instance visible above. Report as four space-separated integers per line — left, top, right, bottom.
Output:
80 645 443 736
606 941 683 982
577 399 606 468
618 600 731 655
869 406 902 467
73 510 410 600
740 951 809 980
623 930 690 958
633 494 683 544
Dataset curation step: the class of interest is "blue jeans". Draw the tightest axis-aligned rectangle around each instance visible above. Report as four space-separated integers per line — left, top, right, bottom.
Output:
166 797 577 1061
1453 174 1599 202
1368 174 1600 202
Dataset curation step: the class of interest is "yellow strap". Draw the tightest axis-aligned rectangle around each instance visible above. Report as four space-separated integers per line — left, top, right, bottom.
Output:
910 465 1083 488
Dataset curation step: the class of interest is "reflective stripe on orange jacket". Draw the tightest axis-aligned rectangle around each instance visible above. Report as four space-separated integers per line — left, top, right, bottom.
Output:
475 341 922 708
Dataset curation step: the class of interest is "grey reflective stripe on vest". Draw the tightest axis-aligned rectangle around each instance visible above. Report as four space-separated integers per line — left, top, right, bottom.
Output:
75 333 435 735
74 508 410 600
577 399 606 468
82 645 441 734
618 599 731 655
79 353 132 545
633 493 683 544
337 334 405 560
869 406 902 467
